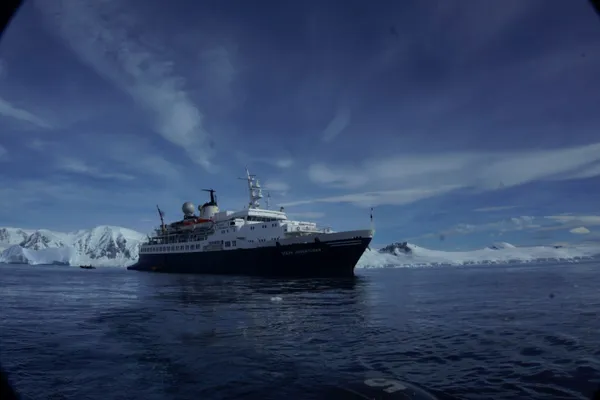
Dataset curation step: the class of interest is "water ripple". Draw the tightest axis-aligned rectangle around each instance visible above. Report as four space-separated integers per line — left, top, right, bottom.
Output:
1 263 599 399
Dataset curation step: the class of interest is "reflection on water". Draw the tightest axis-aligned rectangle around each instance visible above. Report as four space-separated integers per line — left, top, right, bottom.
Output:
157 274 367 304
1 264 600 399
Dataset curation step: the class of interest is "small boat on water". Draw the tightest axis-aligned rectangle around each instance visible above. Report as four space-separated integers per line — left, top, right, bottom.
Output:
79 265 96 269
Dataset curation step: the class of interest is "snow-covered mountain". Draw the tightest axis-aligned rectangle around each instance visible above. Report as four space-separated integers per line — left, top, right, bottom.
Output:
0 226 146 266
359 241 600 268
1 225 599 268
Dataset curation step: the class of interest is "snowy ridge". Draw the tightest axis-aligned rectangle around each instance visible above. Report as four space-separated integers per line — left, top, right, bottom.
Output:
0 226 146 267
358 241 600 268
1 226 599 268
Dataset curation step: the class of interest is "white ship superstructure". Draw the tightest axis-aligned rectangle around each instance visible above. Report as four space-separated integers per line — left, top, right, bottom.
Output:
130 168 373 277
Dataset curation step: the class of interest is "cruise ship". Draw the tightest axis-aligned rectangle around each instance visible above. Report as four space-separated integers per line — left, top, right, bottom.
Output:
127 169 374 277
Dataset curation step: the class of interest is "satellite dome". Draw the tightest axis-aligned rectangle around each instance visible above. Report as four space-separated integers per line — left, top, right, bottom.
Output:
182 202 195 216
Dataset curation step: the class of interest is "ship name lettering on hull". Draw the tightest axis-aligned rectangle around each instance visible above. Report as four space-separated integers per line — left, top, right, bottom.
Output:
281 248 322 256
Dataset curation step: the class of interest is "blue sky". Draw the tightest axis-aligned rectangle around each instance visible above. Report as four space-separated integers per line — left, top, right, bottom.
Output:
1 0 600 250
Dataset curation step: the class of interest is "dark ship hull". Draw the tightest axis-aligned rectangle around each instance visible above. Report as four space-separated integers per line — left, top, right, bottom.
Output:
127 236 371 277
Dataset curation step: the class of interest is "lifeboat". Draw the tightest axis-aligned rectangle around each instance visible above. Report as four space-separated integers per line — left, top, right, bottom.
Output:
182 218 212 226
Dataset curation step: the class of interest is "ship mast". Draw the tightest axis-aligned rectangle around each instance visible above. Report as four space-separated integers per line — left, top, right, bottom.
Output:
266 192 271 210
239 167 263 209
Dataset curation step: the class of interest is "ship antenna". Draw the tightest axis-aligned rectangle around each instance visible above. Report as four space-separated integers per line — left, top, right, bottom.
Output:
266 192 271 210
370 207 375 233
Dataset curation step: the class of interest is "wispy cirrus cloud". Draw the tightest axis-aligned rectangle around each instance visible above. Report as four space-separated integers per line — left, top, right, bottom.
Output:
321 107 351 142
287 211 326 220
235 151 295 169
0 97 52 129
279 185 461 208
0 143 8 161
474 205 520 212
263 180 290 194
304 142 600 207
544 214 600 227
55 157 135 181
415 214 600 241
34 0 218 171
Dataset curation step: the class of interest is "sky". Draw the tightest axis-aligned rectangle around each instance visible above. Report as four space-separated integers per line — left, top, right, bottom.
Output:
1 0 600 250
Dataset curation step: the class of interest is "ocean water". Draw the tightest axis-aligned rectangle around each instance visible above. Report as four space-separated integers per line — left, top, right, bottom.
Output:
1 263 599 400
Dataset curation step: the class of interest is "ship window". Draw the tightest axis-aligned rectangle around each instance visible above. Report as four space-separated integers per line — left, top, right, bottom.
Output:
262 225 266 228
232 240 236 246
250 227 254 230
225 241 230 247
230 221 235 226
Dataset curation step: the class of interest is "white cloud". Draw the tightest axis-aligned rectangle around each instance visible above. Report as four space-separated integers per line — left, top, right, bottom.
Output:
418 214 600 241
107 146 182 183
34 0 216 171
263 180 290 193
274 158 294 168
308 163 369 189
0 97 51 129
0 177 180 212
0 144 7 161
27 139 48 151
280 185 461 208
322 107 351 142
474 205 519 212
306 142 600 206
447 216 539 235
545 215 600 226
200 46 236 101
235 152 294 169
287 211 326 219
56 158 135 181
570 226 590 234
566 162 600 180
